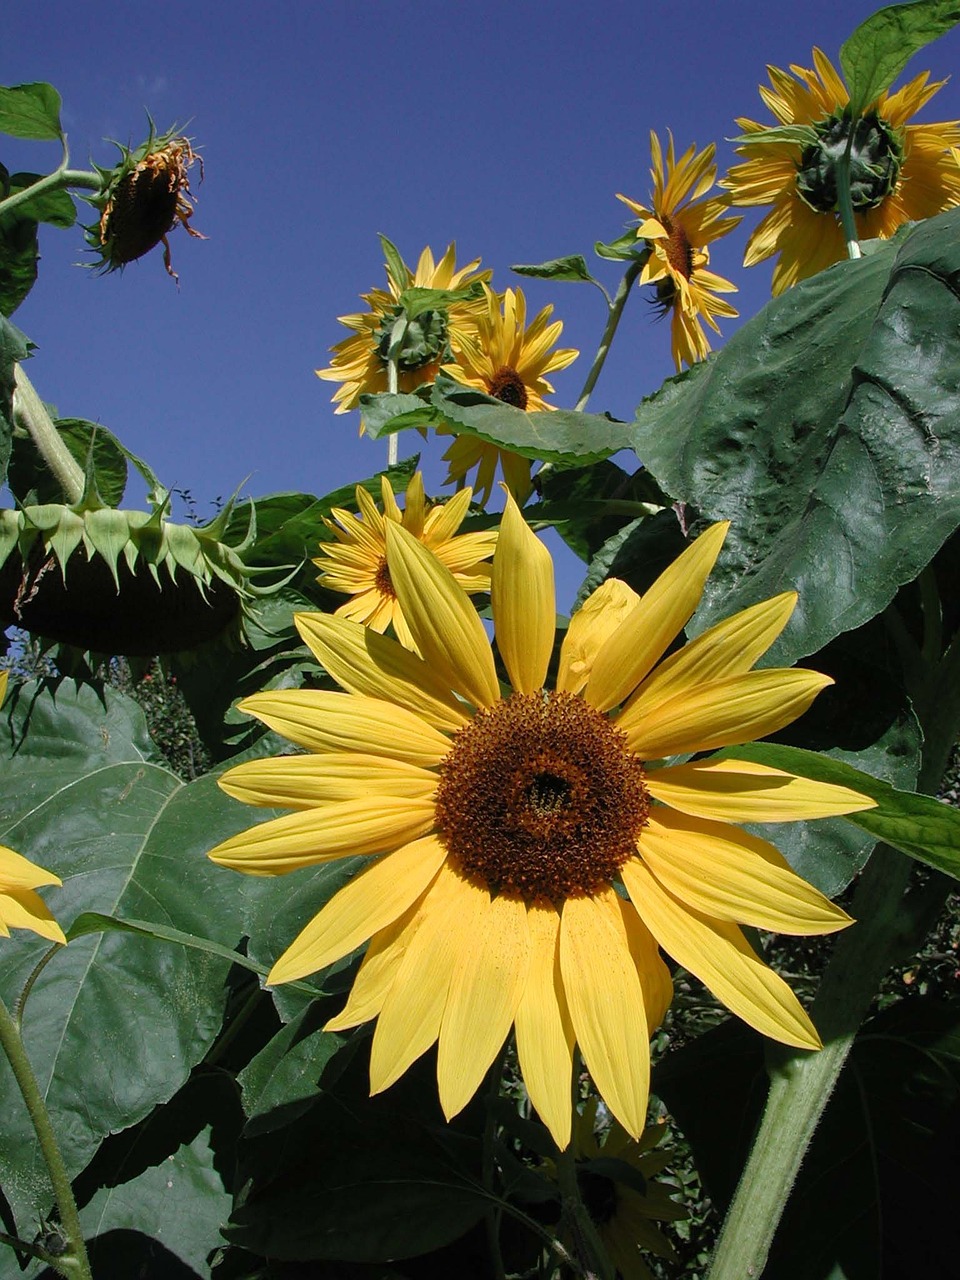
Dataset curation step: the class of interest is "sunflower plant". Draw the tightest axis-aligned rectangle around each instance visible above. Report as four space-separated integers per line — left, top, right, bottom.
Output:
3 5 960 1279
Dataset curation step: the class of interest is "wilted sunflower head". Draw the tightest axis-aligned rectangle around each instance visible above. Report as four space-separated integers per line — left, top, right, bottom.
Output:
86 122 205 281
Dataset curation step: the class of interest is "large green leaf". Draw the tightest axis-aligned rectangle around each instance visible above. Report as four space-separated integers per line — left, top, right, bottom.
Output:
510 255 598 285
631 209 960 667
0 681 286 1231
0 170 73 316
841 1 960 114
534 460 668 563
6 417 128 506
0 83 63 141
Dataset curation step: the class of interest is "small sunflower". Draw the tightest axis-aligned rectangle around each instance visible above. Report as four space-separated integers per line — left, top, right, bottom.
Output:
316 243 490 415
86 124 205 281
210 505 874 1149
618 132 741 371
313 471 497 652
439 284 578 505
0 672 65 944
565 1102 685 1280
722 49 960 294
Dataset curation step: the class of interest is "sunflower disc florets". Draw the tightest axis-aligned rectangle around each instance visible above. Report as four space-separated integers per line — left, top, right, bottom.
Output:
86 124 205 281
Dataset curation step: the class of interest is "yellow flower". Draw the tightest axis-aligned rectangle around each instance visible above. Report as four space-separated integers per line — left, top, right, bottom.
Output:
567 1102 685 1280
439 284 579 506
722 49 960 294
618 132 741 371
316 243 490 414
314 472 498 652
209 506 874 1149
0 672 65 945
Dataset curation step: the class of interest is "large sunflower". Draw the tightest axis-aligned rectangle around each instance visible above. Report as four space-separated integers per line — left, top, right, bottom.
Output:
209 503 873 1149
617 132 741 370
722 48 960 294
316 243 490 414
439 284 578 506
314 471 498 652
0 672 65 944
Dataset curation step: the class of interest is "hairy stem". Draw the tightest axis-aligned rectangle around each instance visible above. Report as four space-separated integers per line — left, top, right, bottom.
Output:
835 128 862 261
0 997 91 1278
13 365 84 503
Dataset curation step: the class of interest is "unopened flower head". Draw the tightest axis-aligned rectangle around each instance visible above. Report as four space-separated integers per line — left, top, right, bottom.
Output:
210 505 873 1149
722 48 960 294
618 131 741 370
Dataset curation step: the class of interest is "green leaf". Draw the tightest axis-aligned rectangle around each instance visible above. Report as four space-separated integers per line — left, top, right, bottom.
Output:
728 124 820 149
0 681 293 1232
378 233 408 292
0 313 29 486
631 208 960 668
841 1 960 115
6 417 127 505
511 255 598 284
359 392 440 439
0 171 76 227
535 459 668 563
238 1000 345 1134
727 741 960 880
396 282 484 318
594 230 647 261
431 375 631 464
0 82 63 140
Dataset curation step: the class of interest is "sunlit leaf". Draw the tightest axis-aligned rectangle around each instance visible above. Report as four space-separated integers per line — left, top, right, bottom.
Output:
511 255 597 284
841 1 960 115
0 82 63 140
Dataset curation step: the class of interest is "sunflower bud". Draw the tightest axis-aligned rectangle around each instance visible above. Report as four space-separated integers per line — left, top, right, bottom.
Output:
85 124 205 281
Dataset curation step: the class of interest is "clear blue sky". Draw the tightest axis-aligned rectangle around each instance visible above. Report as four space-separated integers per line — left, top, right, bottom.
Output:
5 1 960 566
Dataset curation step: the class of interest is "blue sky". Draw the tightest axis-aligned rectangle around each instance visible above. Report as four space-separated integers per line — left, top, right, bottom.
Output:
5 1 960 601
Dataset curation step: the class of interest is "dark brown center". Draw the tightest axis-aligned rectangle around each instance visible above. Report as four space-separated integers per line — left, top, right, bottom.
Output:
433 691 649 899
487 366 529 409
374 556 396 599
663 217 695 280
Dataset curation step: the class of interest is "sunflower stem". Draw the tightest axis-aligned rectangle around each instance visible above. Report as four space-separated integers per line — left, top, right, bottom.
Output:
482 1045 509 1280
0 157 101 222
574 257 643 412
387 355 399 467
12 365 85 504
555 1137 616 1280
835 126 862 261
706 672 958 1280
0 996 92 1279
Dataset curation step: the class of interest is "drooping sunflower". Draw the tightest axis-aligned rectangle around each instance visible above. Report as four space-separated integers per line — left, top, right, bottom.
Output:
439 284 579 506
563 1102 685 1280
722 48 960 294
316 243 490 415
209 503 873 1149
617 132 741 371
0 672 65 945
313 471 498 652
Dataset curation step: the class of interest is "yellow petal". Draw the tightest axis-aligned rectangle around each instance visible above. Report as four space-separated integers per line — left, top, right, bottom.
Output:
294 612 468 733
385 521 500 709
369 864 475 1093
619 669 832 759
585 522 729 712
636 809 852 935
622 859 821 1049
325 906 418 1032
514 901 575 1150
219 753 437 809
237 690 452 767
557 579 641 695
0 844 62 890
438 892 531 1120
627 592 797 714
559 889 650 1139
267 835 448 984
207 796 435 874
0 889 65 944
491 492 555 694
647 757 876 823
610 892 674 1030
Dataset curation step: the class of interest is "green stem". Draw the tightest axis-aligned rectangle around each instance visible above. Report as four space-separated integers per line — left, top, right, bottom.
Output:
482 1045 509 1280
835 126 862 262
574 257 643 412
12 365 84 503
0 165 101 223
0 997 92 1279
387 355 399 468
15 943 62 1030
707 691 956 1280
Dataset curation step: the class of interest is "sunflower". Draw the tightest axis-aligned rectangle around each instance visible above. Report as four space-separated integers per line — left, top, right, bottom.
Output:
439 284 579 505
617 132 741 371
316 243 490 415
564 1102 685 1280
722 49 960 294
0 672 65 945
313 471 498 652
209 504 873 1149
